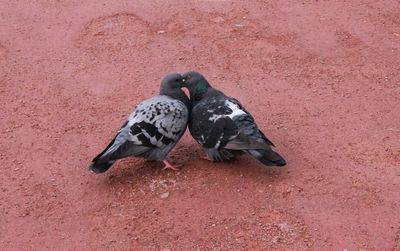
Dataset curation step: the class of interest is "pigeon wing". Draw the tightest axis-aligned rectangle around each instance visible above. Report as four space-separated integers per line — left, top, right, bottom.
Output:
93 95 188 163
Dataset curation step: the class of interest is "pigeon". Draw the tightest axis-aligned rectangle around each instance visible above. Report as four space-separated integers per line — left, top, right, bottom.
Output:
182 71 286 166
89 73 189 173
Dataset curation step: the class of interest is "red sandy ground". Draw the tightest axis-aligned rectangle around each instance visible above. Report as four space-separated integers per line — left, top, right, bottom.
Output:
1 0 399 250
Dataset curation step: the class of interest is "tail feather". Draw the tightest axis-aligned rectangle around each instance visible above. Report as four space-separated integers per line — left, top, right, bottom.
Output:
89 136 117 174
247 148 286 166
89 160 116 174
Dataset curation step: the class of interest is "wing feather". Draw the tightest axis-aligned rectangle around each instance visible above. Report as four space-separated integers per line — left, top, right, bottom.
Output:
95 95 188 162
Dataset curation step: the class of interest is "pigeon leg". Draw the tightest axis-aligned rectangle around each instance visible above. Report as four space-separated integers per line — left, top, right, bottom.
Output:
162 160 181 171
200 155 214 162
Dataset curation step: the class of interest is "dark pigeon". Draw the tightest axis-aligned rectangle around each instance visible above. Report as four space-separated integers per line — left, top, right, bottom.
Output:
89 73 190 173
182 71 286 166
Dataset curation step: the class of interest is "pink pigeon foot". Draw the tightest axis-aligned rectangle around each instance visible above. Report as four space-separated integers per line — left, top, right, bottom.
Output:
200 155 214 162
162 160 181 171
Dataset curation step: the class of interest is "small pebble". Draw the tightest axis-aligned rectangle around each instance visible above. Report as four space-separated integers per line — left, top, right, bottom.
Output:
160 192 169 199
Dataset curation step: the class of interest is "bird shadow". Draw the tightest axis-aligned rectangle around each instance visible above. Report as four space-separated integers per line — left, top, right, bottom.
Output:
99 158 187 187
93 147 287 190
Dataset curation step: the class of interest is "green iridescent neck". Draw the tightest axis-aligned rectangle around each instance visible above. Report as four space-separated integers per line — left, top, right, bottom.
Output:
190 81 210 101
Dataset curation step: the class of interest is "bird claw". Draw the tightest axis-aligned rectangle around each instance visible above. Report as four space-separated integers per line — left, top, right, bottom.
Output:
200 155 214 162
162 160 181 171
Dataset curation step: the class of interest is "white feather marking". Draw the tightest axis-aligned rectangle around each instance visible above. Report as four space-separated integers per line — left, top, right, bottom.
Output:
209 100 246 122
214 134 224 148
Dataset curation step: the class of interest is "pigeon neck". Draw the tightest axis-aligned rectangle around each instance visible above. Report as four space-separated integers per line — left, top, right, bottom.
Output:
161 89 190 108
190 80 210 101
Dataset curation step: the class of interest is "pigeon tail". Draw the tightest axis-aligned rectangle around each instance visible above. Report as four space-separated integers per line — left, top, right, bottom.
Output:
89 160 116 174
246 148 286 166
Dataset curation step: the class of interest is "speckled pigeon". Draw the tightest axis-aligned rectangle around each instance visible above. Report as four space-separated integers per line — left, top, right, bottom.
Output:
89 73 189 173
182 71 286 166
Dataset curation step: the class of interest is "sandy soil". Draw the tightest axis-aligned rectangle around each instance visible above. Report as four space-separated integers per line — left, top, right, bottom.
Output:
1 0 400 250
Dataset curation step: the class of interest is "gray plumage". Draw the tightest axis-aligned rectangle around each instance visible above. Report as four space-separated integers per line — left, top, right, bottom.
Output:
89 73 189 173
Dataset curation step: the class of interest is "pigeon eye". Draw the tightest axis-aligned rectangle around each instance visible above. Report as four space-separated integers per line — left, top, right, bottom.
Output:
186 75 192 80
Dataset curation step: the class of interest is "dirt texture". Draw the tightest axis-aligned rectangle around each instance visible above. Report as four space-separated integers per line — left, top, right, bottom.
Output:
1 0 400 250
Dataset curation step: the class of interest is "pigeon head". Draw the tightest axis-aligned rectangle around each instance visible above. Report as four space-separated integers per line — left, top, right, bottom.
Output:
159 73 190 108
182 71 211 101
160 73 185 94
